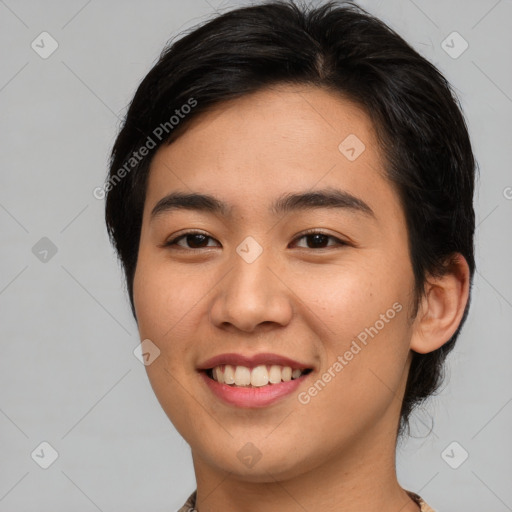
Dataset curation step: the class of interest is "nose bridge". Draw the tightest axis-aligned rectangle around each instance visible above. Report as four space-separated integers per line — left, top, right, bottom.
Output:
209 239 292 332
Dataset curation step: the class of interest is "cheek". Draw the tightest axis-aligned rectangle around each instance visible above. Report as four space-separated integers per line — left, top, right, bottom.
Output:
132 252 220 394
289 257 402 334
133 252 202 341
132 255 203 434
290 259 412 406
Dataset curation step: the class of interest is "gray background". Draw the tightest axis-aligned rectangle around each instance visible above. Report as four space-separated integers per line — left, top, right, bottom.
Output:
1 0 511 510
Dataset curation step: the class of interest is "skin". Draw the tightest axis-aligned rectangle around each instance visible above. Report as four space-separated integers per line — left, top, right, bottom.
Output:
132 84 470 512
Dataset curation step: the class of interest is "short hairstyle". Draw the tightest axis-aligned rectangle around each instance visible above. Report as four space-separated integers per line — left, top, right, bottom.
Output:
104 0 476 436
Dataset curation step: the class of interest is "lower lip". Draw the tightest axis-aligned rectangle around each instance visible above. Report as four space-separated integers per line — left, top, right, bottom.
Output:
199 371 308 408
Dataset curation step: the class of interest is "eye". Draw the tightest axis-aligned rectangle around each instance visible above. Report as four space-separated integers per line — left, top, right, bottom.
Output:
162 229 347 251
163 231 220 250
291 230 347 249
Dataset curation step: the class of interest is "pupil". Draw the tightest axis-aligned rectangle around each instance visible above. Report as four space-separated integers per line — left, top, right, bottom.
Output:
308 234 327 248
188 234 207 248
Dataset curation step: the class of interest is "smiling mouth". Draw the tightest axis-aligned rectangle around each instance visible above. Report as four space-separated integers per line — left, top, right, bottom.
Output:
204 364 313 388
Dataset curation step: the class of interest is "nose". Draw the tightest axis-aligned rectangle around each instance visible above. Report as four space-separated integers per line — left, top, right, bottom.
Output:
209 246 294 334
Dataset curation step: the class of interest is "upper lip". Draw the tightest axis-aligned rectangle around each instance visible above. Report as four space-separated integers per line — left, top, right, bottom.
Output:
197 352 313 371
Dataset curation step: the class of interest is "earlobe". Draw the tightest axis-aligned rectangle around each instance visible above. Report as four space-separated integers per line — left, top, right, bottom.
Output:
410 253 471 354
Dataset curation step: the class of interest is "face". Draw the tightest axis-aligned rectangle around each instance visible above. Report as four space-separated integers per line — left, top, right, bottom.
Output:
133 84 417 481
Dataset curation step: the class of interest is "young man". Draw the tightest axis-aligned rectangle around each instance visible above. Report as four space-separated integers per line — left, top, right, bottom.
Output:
104 2 475 510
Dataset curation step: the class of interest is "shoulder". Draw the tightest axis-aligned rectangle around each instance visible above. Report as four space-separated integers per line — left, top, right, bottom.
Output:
406 490 437 512
177 490 197 512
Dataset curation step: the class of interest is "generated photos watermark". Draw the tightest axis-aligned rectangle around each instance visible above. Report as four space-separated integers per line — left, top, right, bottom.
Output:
93 97 197 200
298 301 403 405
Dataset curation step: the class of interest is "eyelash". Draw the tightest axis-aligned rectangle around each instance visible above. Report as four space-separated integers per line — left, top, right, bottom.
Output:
163 229 347 251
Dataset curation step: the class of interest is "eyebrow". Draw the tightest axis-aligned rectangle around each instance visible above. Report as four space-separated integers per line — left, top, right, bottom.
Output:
150 187 375 221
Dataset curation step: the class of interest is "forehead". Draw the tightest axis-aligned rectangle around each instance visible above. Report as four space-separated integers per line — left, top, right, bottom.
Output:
144 84 396 222
156 83 382 165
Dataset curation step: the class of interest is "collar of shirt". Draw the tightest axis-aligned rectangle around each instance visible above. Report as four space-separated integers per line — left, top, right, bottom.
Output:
176 489 437 511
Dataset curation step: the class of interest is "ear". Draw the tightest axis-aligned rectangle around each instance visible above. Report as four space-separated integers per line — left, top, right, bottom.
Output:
410 253 471 354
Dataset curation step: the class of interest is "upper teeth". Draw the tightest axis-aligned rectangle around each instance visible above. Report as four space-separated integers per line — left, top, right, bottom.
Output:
211 365 305 387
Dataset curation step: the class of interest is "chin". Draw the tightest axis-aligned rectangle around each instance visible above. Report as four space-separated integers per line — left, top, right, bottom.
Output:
197 441 319 483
